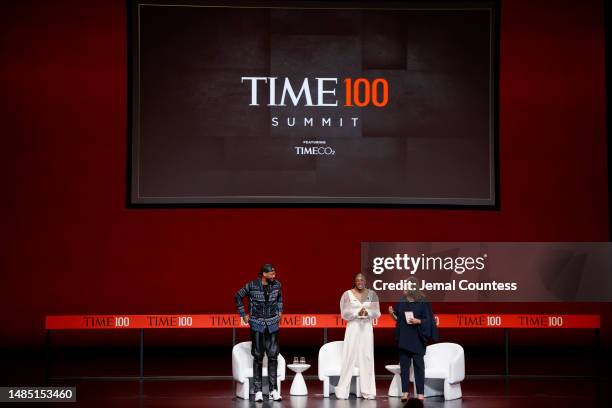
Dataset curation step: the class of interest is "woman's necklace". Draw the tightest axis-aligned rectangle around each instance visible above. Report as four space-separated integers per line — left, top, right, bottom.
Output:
352 288 367 302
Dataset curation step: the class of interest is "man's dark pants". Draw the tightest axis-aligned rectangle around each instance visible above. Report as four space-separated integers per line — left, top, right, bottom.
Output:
250 328 279 393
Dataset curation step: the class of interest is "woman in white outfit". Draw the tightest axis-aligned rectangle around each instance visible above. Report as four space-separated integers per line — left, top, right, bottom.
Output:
335 273 381 400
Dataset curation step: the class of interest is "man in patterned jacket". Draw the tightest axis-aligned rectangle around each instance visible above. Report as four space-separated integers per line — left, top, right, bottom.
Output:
234 263 283 402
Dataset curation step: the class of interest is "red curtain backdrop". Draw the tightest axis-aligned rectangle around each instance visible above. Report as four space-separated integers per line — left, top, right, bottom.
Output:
0 0 609 347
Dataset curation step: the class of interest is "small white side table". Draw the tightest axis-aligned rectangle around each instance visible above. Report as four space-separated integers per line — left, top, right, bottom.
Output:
287 363 311 396
385 364 402 397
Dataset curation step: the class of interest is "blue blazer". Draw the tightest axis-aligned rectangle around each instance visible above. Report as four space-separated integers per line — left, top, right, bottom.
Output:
394 299 438 354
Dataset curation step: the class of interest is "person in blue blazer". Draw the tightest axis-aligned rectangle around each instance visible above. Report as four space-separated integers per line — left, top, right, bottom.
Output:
389 278 438 401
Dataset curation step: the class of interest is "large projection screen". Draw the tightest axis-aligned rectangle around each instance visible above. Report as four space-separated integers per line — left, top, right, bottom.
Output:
129 0 498 206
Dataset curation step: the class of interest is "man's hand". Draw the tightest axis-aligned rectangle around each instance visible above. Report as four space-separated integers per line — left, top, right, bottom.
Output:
408 317 421 324
242 315 250 324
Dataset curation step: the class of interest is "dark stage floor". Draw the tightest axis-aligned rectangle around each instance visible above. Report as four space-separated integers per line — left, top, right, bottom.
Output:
2 345 611 407
37 377 611 408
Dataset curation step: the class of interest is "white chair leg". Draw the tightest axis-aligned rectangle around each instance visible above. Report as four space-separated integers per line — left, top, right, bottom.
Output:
277 379 281 394
444 381 462 400
355 376 361 398
236 380 249 399
323 377 330 397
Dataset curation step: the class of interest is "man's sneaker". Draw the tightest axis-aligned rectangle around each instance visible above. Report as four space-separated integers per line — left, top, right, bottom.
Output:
254 391 263 402
269 389 282 401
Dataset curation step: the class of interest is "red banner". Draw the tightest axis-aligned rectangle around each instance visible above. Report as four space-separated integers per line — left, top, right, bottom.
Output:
45 314 600 330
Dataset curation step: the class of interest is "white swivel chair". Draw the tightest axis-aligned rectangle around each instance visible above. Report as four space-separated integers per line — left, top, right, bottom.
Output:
232 341 286 399
318 341 360 398
410 342 464 400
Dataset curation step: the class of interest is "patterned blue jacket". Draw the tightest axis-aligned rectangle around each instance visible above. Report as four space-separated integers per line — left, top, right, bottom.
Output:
234 279 283 333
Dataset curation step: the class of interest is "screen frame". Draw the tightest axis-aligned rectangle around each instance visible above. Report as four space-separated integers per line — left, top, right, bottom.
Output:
126 0 501 209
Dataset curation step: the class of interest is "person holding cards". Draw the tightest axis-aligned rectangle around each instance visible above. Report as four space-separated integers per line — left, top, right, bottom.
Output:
335 273 381 400
389 277 438 401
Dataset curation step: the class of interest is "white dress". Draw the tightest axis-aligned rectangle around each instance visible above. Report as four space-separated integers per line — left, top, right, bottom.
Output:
335 289 381 399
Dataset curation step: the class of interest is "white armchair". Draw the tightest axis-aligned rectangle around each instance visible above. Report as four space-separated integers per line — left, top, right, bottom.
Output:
232 341 286 399
410 342 465 400
318 341 360 398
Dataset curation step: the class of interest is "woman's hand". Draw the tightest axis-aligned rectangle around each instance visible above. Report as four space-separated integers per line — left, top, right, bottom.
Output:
359 307 368 317
388 306 394 314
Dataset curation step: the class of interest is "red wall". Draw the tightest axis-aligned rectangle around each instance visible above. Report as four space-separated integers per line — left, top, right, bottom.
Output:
0 0 609 347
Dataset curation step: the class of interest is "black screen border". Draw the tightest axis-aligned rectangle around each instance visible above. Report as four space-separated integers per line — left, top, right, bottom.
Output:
126 0 501 209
